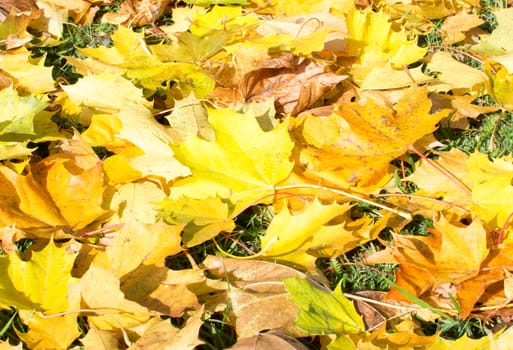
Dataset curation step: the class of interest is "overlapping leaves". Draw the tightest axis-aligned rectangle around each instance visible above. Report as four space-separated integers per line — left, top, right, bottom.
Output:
2 0 513 349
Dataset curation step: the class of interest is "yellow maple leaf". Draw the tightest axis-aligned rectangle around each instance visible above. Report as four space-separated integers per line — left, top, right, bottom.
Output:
1 240 81 350
130 312 204 349
344 8 427 84
17 313 80 350
466 152 513 229
405 148 471 204
0 240 76 312
426 51 488 95
80 266 149 331
67 25 216 96
0 85 63 160
292 87 450 187
0 135 111 237
170 107 294 213
260 199 390 270
63 73 191 183
484 60 513 111
93 181 183 277
158 196 235 247
0 51 54 93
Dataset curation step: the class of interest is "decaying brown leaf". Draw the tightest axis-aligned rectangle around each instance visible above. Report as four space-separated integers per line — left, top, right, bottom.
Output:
237 54 347 115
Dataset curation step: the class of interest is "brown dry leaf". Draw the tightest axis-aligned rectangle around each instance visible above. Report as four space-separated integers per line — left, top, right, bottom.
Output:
0 0 39 19
202 255 308 288
0 0 40 49
228 285 304 338
291 86 450 187
441 10 484 44
202 256 307 338
101 0 170 26
33 0 91 39
228 331 309 350
241 54 347 115
351 291 408 331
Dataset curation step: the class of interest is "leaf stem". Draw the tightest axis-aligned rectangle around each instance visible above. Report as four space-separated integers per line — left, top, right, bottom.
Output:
408 145 472 196
275 184 412 220
372 192 470 212
497 210 513 245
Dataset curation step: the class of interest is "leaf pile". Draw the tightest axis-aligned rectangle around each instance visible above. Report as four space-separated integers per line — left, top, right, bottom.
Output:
3 0 513 348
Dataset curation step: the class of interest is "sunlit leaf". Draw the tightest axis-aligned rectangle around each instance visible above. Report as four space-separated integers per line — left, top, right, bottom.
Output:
284 277 364 337
170 106 294 213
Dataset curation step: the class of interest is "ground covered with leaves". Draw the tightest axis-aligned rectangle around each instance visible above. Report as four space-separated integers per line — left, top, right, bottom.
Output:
2 0 513 349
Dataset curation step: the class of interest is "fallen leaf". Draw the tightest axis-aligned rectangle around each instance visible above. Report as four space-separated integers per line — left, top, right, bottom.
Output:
430 94 500 129
101 0 170 26
471 8 513 56
17 313 81 350
202 255 306 287
93 181 183 277
241 54 347 115
62 72 191 183
158 196 235 247
292 87 450 187
169 106 294 213
260 199 389 270
344 8 427 84
356 317 439 350
284 277 364 348
0 239 76 312
80 266 150 331
484 60 513 111
441 10 484 45
202 256 308 337
0 85 63 160
273 0 347 16
466 152 513 229
367 215 489 310
426 51 488 94
32 145 110 231
228 331 309 350
164 93 214 142
405 148 471 204
129 309 204 349
0 51 54 93
79 326 122 350
121 267 202 317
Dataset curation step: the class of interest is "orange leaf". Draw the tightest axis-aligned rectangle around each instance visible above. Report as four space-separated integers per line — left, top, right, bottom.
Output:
368 215 489 311
292 86 450 187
